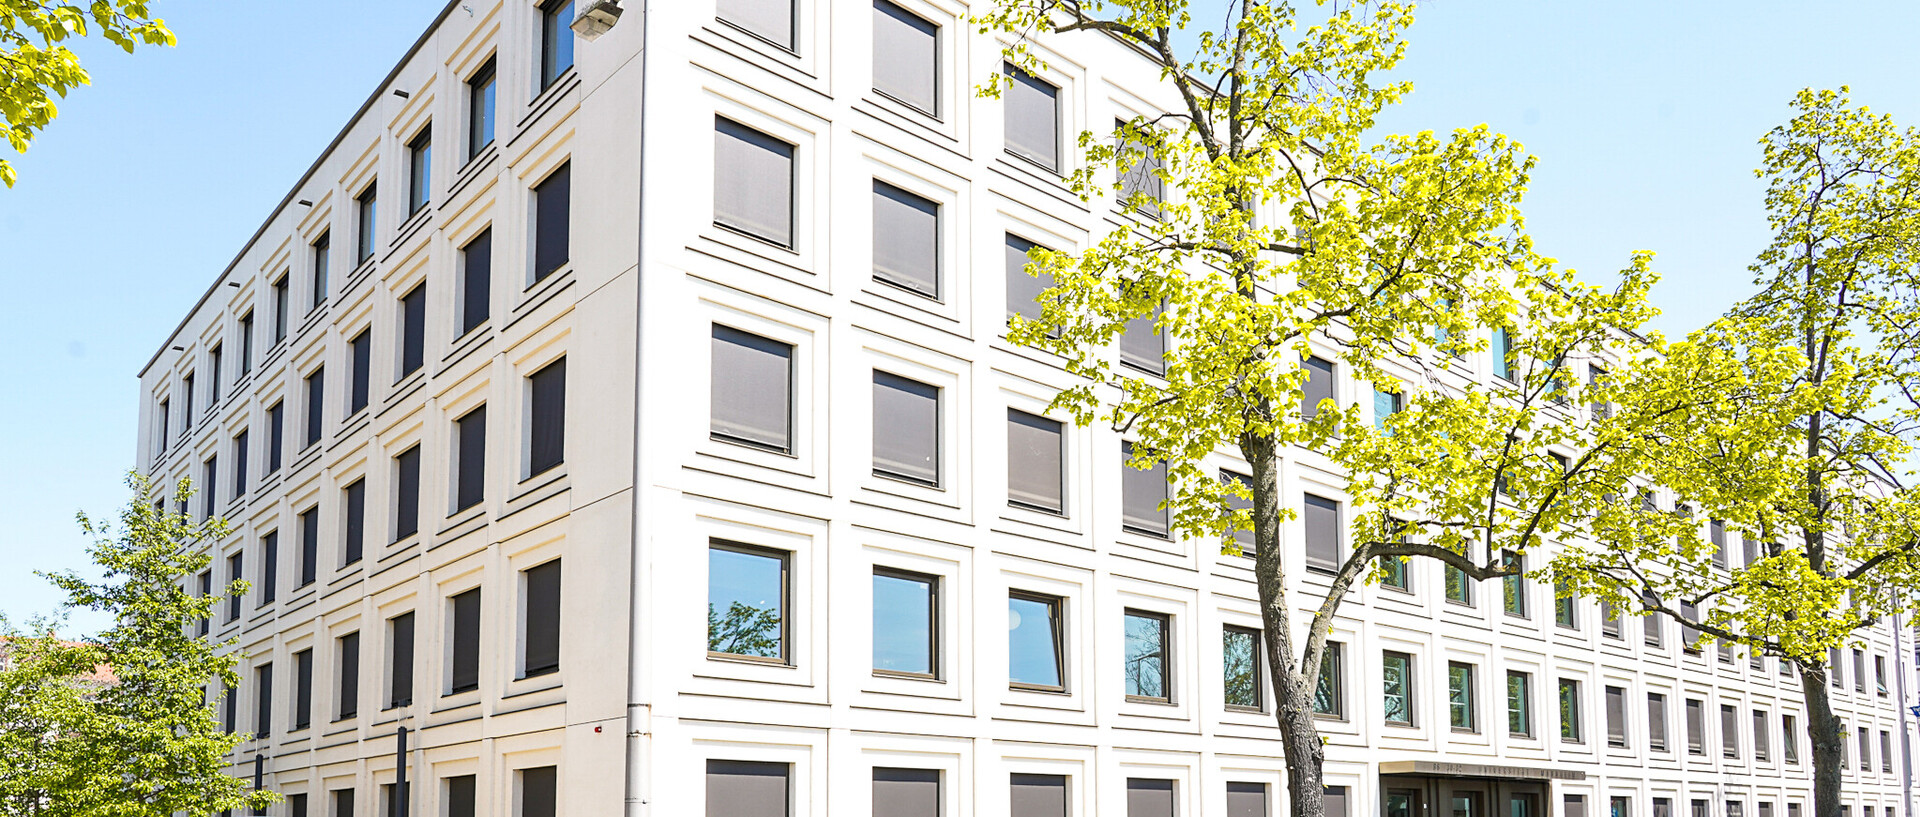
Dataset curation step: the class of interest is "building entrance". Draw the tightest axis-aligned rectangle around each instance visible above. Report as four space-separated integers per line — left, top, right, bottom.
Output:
1379 758 1583 817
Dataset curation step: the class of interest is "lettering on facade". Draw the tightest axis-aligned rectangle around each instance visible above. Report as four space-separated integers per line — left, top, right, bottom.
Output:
1379 761 1587 781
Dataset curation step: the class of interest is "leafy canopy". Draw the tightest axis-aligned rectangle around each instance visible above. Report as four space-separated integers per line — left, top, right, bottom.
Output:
0 0 174 187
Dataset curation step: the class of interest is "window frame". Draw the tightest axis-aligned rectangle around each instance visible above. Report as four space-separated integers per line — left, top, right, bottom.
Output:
871 566 940 681
706 540 792 665
1121 607 1173 704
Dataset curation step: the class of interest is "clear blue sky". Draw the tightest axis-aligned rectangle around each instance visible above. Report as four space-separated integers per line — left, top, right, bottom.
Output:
2 2 1917 633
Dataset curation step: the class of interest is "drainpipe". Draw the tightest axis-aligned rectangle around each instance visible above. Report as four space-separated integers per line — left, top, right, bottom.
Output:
1894 599 1913 817
624 2 654 817
395 726 409 817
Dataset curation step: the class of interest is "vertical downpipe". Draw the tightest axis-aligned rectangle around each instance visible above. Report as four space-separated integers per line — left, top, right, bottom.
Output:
625 2 654 817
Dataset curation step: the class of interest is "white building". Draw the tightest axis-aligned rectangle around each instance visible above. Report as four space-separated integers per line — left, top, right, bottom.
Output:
133 2 1916 816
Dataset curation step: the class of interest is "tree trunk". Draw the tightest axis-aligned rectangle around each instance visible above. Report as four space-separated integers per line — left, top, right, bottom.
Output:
1801 660 1845 817
1245 430 1327 817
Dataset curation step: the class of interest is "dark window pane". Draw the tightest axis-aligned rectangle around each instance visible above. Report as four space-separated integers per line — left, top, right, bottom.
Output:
706 760 789 817
872 371 940 485
293 649 312 729
268 402 285 472
1003 64 1059 170
312 232 330 309
1303 493 1342 573
299 507 319 586
1008 593 1062 689
532 162 571 282
259 530 277 605
305 367 325 447
389 612 414 708
523 559 562 677
1007 409 1064 513
254 663 272 737
714 118 795 247
1010 773 1067 817
1227 783 1268 817
872 569 936 677
1004 234 1054 324
225 552 242 621
1314 642 1344 717
1222 470 1255 555
520 767 557 817
356 183 377 264
1120 441 1168 537
1302 356 1334 419
1383 651 1414 725
1123 609 1169 701
337 632 359 719
234 431 250 498
400 284 426 377
343 478 366 566
395 445 421 540
455 406 487 511
333 790 353 817
449 589 481 693
408 127 431 214
1606 685 1628 746
872 180 940 298
1128 778 1174 817
710 326 794 451
445 777 476 817
1448 662 1475 731
873 768 939 817
1120 308 1164 375
468 60 496 158
461 229 493 333
539 0 576 89
273 277 290 342
707 543 786 661
528 358 567 476
872 1 937 115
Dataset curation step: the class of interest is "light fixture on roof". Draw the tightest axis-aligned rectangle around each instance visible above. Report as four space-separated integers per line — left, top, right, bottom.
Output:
297 199 313 207
227 282 241 288
571 0 622 40
392 89 410 99
171 345 185 351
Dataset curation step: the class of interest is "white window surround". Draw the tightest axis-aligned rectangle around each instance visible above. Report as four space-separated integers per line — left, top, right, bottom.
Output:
858 331 971 516
863 0 966 145
858 536 969 708
1112 582 1193 723
687 497 826 700
693 283 825 490
859 146 969 326
996 560 1093 723
699 82 828 279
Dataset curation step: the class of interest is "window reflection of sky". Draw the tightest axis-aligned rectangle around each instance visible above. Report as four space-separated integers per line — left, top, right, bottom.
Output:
1008 596 1061 687
873 573 933 674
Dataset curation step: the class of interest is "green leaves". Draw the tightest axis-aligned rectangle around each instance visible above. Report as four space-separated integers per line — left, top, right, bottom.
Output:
0 0 175 187
0 473 274 817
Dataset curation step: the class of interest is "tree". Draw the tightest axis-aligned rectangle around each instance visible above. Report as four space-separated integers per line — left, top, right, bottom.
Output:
0 0 174 187
978 1 1657 813
1554 87 1920 817
0 474 275 816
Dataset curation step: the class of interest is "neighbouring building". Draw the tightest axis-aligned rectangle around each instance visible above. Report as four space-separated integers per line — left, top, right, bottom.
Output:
133 1 1917 815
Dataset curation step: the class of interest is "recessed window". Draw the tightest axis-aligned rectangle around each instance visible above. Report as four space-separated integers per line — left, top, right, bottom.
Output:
408 126 431 215
1648 692 1669 751
454 405 487 512
292 648 312 730
1558 678 1582 742
342 477 366 566
717 0 795 49
233 430 250 499
707 541 788 662
872 1 937 116
706 760 789 817
872 371 940 486
195 570 211 635
1605 685 1628 747
181 372 195 430
1501 550 1526 617
1008 591 1064 691
336 631 360 719
1685 698 1706 755
1373 385 1402 431
1004 234 1054 326
348 329 371 415
399 284 426 379
1492 327 1516 382
238 312 254 375
1010 774 1067 817
1302 355 1334 419
333 790 354 817
1507 671 1533 736
155 398 170 456
1228 783 1269 817
873 768 940 817
445 776 476 817
532 161 571 283
539 0 576 90
394 444 421 541
1128 779 1175 817
1382 651 1414 725
387 611 414 708
311 231 330 310
1003 63 1059 171
1007 409 1064 514
272 275 290 343
713 117 795 248
1303 493 1342 574
518 766 558 817
872 180 940 299
1120 306 1165 375
1122 608 1170 702
467 59 496 160
224 550 242 620
303 366 325 448
202 455 220 521
872 568 937 678
1120 441 1169 538
297 506 319 587
460 228 493 334
1753 709 1770 760
1222 471 1255 557
1223 625 1261 710
522 559 563 678
1313 642 1344 718
209 344 224 405
355 182 377 265
448 588 481 694
527 357 567 477
1722 703 1741 758
1115 120 1164 218
710 325 794 453
266 401 284 473
1447 661 1476 732
1553 584 1578 628
257 529 276 606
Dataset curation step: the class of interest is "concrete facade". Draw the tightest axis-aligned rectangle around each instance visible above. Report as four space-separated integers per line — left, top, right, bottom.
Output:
134 2 1917 816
